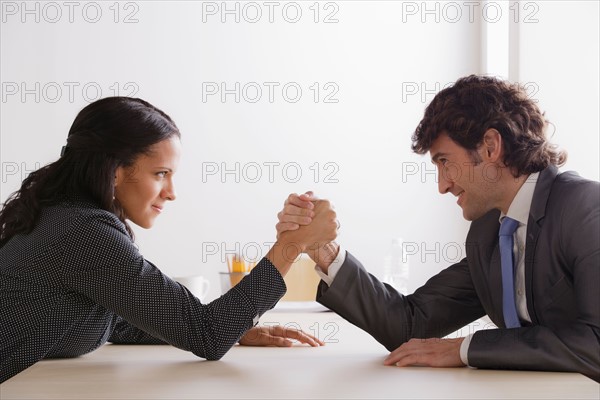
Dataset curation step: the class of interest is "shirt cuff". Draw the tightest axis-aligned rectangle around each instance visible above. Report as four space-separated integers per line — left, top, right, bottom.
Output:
460 333 474 366
314 246 347 287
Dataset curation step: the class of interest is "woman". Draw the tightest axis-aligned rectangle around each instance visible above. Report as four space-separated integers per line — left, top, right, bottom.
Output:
0 97 338 382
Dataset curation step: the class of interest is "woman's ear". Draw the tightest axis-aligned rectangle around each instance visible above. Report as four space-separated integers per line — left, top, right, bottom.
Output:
114 166 124 188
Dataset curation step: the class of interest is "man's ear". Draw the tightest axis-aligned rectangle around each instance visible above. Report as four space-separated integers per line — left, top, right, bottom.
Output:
481 128 503 162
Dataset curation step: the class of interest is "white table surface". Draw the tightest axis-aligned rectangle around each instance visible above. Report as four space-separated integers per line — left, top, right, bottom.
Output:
1 311 598 399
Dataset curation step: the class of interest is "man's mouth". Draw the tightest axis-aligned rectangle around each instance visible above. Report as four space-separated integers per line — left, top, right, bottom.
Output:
456 191 464 206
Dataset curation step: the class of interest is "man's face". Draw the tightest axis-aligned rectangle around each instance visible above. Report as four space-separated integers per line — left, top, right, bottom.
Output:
429 133 500 221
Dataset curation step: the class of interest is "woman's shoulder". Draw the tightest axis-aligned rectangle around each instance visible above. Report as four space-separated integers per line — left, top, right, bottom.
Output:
44 197 129 238
1 197 133 265
40 198 143 275
48 198 139 261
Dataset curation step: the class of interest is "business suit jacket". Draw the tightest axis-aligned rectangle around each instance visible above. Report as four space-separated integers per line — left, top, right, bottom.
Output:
316 165 599 381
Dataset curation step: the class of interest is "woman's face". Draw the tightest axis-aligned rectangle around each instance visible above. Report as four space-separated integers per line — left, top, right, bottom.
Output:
114 137 181 229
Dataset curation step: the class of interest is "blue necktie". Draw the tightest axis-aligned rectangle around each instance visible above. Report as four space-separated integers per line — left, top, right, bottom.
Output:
499 217 521 328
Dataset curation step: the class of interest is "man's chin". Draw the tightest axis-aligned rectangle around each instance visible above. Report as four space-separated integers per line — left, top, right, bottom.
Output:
462 207 490 222
461 207 477 222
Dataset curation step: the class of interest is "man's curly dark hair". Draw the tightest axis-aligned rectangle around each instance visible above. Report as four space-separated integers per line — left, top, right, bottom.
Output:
411 75 567 177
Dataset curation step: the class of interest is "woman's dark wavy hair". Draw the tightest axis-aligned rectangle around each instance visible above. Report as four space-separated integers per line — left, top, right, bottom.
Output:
0 97 180 246
412 75 567 176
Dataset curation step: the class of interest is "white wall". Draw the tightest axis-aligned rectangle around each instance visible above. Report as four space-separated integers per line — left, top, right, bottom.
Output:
517 1 599 181
1 1 598 301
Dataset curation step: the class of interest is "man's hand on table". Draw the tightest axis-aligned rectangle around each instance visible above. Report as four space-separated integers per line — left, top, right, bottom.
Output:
384 337 466 368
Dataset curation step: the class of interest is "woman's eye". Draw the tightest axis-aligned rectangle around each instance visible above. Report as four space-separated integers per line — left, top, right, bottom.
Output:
156 171 167 178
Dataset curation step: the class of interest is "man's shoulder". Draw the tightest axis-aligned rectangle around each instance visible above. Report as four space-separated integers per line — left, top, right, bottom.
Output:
554 170 599 188
531 169 599 232
549 170 599 204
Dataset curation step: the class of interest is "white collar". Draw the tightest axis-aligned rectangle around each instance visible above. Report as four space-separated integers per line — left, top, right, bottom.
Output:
499 172 540 226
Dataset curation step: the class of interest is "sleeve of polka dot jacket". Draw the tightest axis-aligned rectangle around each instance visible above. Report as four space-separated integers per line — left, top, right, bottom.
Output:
108 316 167 345
59 210 287 360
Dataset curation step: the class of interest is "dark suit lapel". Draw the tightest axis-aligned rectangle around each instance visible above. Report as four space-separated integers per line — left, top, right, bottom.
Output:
469 210 504 326
524 165 559 325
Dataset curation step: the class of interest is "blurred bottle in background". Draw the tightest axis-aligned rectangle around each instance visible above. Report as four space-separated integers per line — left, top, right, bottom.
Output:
383 237 410 294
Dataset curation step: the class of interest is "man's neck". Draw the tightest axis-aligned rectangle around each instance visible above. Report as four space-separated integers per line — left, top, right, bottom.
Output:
498 173 529 215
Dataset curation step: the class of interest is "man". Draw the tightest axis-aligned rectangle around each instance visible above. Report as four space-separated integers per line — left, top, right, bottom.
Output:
277 75 599 381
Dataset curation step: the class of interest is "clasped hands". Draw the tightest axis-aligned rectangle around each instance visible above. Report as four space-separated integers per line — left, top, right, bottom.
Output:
275 191 340 269
275 191 466 368
238 194 337 349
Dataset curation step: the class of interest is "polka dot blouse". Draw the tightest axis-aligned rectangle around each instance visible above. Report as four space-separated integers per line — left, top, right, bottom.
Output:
0 198 286 383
